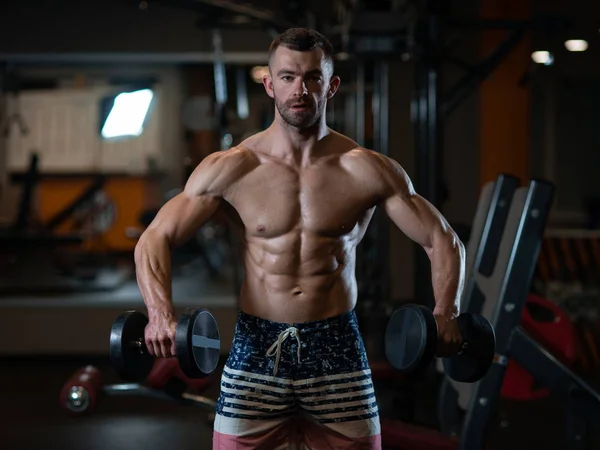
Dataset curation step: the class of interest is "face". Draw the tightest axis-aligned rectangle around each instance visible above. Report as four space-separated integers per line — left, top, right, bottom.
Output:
263 46 340 129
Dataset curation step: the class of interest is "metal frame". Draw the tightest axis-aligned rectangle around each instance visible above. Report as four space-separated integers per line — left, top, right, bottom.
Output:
0 67 6 199
510 327 600 447
193 0 296 30
460 179 555 450
438 173 519 436
412 12 442 305
441 28 525 118
103 383 217 412
412 14 537 213
411 11 570 302
355 59 391 310
355 61 365 147
0 52 269 65
372 60 391 305
462 174 520 314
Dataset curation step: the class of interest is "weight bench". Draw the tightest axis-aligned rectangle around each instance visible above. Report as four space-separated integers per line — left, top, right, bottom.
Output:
379 174 564 449
435 175 600 449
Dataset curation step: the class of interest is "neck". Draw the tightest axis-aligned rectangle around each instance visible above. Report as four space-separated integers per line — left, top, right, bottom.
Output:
269 113 330 165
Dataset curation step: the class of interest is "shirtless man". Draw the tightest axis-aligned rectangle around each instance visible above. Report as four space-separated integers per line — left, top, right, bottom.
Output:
135 28 465 450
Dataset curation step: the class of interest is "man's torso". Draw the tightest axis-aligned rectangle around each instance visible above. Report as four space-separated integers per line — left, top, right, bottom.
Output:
217 131 392 322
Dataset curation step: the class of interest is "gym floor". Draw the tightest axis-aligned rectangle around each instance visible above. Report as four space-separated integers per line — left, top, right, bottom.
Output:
3 355 599 450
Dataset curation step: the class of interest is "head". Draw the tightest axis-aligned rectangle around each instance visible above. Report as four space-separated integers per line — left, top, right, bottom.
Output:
263 28 340 130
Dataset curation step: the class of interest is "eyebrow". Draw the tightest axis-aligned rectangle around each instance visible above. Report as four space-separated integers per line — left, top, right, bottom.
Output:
276 69 323 77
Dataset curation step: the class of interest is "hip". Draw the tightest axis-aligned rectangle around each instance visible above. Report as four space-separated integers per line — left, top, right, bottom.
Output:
227 309 371 380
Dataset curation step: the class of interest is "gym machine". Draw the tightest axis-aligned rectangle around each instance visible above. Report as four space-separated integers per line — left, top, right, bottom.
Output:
437 173 520 435
438 175 555 443
0 153 128 293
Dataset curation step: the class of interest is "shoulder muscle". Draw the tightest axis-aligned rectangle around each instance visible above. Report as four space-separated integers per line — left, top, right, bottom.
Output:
184 147 258 198
342 148 413 199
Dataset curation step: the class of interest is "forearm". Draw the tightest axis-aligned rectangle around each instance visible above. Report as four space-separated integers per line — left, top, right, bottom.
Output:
134 230 176 321
426 229 465 320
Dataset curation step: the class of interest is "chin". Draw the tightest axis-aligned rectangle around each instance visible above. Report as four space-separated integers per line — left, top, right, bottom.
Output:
284 113 320 129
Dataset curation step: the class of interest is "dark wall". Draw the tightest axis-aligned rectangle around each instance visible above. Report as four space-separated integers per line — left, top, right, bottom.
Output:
529 0 600 225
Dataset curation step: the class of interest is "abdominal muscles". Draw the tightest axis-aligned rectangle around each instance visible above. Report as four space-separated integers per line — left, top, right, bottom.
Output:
240 228 358 323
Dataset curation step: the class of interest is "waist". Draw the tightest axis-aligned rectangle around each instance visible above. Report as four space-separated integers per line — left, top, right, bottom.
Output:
234 308 359 342
239 274 358 321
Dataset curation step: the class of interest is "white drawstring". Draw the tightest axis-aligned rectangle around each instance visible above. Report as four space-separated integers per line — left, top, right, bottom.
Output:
266 327 302 376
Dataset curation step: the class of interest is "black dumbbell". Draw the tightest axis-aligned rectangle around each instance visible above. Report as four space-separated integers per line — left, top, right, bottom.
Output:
384 304 496 383
109 309 221 382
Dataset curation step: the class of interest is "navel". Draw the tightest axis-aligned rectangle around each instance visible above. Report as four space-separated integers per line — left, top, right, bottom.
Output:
292 287 303 296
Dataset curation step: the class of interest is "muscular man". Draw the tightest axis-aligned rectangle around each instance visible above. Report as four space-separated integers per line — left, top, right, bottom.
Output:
135 28 465 449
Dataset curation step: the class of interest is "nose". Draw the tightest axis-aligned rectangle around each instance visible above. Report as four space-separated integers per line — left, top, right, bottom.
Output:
293 79 308 97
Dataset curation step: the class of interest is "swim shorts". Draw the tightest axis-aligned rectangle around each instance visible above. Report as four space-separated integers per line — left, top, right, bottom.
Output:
212 309 381 449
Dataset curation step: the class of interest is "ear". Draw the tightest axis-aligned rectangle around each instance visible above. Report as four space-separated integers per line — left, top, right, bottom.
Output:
263 74 275 99
327 75 341 99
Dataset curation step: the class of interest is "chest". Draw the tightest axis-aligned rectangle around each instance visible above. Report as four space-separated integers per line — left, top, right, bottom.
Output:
226 164 378 237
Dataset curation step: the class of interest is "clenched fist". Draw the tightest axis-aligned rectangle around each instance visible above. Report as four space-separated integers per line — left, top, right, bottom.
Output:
434 313 463 358
145 313 178 358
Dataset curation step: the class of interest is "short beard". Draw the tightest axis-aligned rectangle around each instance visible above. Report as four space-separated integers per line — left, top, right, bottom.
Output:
275 96 323 130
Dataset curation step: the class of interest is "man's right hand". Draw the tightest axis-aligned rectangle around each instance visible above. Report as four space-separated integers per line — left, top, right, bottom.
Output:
144 314 178 358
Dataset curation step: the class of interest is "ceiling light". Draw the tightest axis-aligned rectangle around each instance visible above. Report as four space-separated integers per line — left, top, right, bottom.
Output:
531 51 554 66
564 39 588 52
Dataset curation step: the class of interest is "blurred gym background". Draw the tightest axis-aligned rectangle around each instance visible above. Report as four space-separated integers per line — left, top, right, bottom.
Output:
1 0 600 449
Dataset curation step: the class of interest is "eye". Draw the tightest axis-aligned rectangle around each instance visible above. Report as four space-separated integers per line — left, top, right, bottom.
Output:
282 76 293 82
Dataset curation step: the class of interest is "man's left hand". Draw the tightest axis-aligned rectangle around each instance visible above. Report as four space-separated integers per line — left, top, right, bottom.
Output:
434 313 463 358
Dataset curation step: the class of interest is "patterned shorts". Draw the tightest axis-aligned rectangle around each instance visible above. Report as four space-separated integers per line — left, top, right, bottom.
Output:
212 310 381 449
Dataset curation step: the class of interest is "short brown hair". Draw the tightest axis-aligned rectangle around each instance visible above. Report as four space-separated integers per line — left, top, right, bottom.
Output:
268 28 335 71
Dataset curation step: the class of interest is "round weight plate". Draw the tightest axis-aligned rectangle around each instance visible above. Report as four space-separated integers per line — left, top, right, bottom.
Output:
469 314 496 380
385 305 438 374
109 311 154 382
176 309 220 379
442 313 496 383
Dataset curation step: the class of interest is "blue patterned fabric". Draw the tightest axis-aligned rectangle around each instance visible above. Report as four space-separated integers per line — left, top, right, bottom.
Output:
227 310 371 378
215 310 379 426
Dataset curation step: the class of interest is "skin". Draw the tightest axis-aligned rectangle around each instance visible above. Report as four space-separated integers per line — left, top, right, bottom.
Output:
136 45 466 360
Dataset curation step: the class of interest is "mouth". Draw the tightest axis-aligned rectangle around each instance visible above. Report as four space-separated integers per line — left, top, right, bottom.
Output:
290 103 310 111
